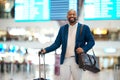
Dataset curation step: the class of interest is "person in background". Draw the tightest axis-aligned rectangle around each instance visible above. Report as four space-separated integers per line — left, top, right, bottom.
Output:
0 57 4 73
40 9 95 80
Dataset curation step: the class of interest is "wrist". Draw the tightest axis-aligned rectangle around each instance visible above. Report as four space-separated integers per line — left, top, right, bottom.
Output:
81 48 84 53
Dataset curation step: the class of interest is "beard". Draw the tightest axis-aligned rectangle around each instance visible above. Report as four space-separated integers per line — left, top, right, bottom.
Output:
68 17 77 23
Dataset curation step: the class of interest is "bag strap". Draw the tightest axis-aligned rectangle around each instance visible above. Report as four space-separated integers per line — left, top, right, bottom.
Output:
80 24 84 35
80 24 96 56
92 48 95 56
79 24 86 70
79 24 96 70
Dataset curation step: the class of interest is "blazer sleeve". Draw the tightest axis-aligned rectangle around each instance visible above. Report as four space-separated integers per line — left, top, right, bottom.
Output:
82 25 95 53
45 27 62 53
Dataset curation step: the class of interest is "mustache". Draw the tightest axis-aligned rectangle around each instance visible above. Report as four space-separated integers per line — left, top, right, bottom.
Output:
69 17 75 19
68 17 77 21
68 17 77 20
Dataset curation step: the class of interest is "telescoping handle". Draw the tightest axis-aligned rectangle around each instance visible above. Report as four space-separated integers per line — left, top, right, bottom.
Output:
38 51 46 79
38 53 41 80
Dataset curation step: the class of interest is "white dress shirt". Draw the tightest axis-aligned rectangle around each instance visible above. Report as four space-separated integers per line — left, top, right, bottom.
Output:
65 23 78 58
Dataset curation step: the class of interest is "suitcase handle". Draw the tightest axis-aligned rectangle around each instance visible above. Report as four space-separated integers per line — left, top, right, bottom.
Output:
39 52 46 79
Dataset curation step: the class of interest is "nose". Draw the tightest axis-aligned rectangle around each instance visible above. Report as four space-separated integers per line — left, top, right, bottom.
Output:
71 15 74 17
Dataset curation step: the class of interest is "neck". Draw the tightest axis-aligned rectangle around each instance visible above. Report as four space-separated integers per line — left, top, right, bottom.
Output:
69 22 77 26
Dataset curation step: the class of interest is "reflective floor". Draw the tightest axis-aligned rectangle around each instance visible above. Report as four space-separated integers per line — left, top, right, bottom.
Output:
0 64 117 80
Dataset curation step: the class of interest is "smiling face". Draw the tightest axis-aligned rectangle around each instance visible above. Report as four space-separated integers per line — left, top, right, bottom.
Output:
67 9 77 25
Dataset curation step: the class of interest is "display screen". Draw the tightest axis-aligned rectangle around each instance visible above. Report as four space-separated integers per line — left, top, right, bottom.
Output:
15 0 50 22
0 44 6 53
15 0 79 22
84 0 120 20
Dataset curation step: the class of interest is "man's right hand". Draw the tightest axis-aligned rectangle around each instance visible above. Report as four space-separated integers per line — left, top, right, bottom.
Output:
38 49 46 56
40 49 46 54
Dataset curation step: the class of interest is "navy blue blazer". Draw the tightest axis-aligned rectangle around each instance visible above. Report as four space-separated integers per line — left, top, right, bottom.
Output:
45 23 95 64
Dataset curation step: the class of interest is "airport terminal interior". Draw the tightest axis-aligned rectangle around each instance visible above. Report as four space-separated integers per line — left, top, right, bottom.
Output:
0 0 120 80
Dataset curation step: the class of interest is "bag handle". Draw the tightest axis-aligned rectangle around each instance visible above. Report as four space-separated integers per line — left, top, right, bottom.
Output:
92 48 95 56
87 54 96 66
91 48 97 66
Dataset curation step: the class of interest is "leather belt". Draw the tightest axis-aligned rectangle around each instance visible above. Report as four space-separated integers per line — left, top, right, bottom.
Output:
71 56 75 57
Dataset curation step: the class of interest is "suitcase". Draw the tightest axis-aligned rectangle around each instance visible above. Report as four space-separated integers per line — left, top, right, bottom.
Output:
54 51 60 76
33 52 49 80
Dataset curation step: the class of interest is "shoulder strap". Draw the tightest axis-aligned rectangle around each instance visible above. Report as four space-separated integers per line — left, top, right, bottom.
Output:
80 24 95 56
92 48 95 56
80 24 84 35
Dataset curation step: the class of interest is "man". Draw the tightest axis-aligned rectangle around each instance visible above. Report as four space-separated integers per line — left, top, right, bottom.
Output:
40 9 95 80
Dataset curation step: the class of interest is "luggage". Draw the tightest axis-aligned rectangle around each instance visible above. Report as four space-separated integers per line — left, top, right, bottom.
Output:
54 51 60 76
33 52 48 80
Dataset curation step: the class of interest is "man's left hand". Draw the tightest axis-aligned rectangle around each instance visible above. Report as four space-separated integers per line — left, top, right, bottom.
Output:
76 47 84 54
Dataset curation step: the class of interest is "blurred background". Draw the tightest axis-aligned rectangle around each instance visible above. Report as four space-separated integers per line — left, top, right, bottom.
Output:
0 0 120 80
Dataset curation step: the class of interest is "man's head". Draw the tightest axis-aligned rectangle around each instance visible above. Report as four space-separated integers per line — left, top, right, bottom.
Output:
67 9 77 25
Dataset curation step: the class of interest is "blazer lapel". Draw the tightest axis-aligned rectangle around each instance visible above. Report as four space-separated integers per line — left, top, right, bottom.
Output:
64 24 69 45
76 23 82 42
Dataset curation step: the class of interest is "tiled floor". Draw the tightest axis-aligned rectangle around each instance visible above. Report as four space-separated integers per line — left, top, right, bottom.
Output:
0 65 119 80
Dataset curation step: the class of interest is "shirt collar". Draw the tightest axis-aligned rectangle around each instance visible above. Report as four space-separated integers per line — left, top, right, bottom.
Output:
68 22 78 27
